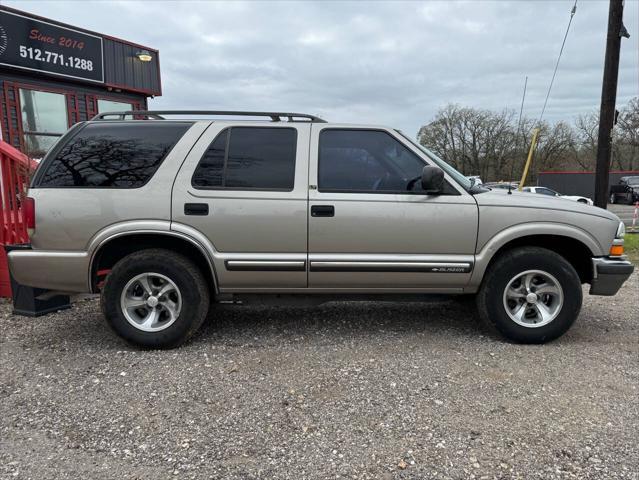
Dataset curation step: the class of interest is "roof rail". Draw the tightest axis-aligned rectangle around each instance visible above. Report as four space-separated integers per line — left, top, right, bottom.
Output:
91 110 326 122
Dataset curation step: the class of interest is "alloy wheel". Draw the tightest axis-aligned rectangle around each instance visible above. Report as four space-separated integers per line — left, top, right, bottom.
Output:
120 272 182 332
502 270 564 328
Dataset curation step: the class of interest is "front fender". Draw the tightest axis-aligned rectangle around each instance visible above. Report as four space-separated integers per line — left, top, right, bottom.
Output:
468 222 602 289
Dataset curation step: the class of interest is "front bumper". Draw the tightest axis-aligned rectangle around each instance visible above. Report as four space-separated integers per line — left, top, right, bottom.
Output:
589 257 634 296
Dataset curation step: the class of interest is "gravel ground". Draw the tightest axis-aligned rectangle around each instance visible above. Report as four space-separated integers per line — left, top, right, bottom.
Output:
1 273 638 480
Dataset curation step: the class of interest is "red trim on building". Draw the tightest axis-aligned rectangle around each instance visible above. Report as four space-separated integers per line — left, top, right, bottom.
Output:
2 82 25 151
538 170 639 175
156 50 163 97
67 93 80 124
85 94 98 119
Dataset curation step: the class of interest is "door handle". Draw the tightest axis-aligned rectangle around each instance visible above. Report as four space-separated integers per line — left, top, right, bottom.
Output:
311 205 335 217
184 203 209 216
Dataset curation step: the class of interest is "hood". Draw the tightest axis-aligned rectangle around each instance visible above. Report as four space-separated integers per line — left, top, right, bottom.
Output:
475 188 619 222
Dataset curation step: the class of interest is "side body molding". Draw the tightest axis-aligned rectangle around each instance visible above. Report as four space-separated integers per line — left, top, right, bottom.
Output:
467 222 602 290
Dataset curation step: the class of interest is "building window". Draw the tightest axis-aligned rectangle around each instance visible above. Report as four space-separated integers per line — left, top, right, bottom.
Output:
97 99 133 113
19 89 68 158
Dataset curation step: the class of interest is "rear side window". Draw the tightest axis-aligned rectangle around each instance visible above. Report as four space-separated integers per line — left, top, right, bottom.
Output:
192 127 297 190
38 122 191 188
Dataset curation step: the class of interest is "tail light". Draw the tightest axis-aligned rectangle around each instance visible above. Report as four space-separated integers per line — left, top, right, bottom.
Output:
24 196 35 238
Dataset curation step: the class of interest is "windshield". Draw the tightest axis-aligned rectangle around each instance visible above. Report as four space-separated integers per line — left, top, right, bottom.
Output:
397 131 473 190
625 176 639 186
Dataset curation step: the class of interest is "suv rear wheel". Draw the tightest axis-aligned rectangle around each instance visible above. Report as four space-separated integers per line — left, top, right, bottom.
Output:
101 249 210 348
477 247 582 343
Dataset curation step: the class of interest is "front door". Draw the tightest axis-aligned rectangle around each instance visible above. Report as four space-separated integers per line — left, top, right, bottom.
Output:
308 126 478 291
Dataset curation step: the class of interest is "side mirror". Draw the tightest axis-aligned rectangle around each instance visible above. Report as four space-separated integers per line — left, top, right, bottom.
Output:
421 165 444 194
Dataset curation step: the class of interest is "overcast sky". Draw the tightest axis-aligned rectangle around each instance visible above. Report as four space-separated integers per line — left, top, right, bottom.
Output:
7 0 639 136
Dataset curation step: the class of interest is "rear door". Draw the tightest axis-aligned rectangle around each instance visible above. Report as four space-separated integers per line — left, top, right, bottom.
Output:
172 122 310 290
308 126 478 291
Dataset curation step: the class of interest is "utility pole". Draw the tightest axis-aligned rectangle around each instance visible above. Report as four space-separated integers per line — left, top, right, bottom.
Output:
594 0 629 208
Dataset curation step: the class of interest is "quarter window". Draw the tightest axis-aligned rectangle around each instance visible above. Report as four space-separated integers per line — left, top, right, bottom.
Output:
192 127 297 190
319 129 429 193
38 122 191 188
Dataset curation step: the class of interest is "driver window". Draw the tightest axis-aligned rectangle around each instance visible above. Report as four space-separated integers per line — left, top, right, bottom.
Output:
318 129 426 193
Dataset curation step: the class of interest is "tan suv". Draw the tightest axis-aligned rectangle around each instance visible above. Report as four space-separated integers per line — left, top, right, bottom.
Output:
8 111 633 348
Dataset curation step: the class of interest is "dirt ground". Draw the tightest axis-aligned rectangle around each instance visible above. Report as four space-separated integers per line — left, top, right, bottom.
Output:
1 272 638 479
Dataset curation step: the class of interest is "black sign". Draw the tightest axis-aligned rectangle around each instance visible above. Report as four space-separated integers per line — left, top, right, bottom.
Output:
0 9 104 83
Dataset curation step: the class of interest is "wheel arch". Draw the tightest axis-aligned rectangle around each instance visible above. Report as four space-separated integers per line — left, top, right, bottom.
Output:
470 224 600 289
89 231 218 294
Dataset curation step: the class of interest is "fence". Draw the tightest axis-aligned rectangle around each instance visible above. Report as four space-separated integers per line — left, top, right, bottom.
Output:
537 170 639 198
0 140 37 297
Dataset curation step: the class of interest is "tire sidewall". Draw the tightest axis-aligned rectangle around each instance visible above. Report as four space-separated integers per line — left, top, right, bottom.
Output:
482 250 582 343
102 253 208 348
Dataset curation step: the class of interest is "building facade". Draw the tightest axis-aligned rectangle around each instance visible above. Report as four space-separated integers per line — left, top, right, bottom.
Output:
0 5 161 158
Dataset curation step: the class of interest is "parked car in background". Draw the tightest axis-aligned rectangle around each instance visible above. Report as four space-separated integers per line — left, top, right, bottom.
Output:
7 110 633 348
483 181 518 190
522 186 593 205
609 176 639 205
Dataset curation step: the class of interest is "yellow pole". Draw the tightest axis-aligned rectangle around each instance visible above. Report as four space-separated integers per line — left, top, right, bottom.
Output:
518 128 540 190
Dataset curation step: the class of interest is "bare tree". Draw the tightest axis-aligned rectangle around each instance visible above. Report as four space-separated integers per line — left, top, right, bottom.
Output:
573 112 598 170
417 97 638 182
614 97 639 170
417 104 517 181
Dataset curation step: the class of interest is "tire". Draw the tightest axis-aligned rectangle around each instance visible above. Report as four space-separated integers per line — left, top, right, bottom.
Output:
476 247 582 344
609 193 616 204
101 249 210 349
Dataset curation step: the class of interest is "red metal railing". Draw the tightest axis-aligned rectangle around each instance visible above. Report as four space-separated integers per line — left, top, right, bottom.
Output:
0 140 38 297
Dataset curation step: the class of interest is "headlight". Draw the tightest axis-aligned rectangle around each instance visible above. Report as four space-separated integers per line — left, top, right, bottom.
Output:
616 221 625 239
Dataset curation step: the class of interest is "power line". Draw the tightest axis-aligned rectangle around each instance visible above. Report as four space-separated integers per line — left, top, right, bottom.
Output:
538 0 578 124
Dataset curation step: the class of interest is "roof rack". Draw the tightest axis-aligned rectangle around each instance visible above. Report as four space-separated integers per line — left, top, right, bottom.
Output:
91 110 326 123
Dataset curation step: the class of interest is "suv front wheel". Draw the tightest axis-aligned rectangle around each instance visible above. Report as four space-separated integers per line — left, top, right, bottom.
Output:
101 249 210 348
477 247 582 343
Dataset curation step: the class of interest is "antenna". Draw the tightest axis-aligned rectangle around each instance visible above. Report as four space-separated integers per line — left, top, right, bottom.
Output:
519 0 577 191
538 0 578 125
508 76 528 194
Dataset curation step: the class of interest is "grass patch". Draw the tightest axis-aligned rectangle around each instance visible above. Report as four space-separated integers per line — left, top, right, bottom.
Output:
624 232 639 264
